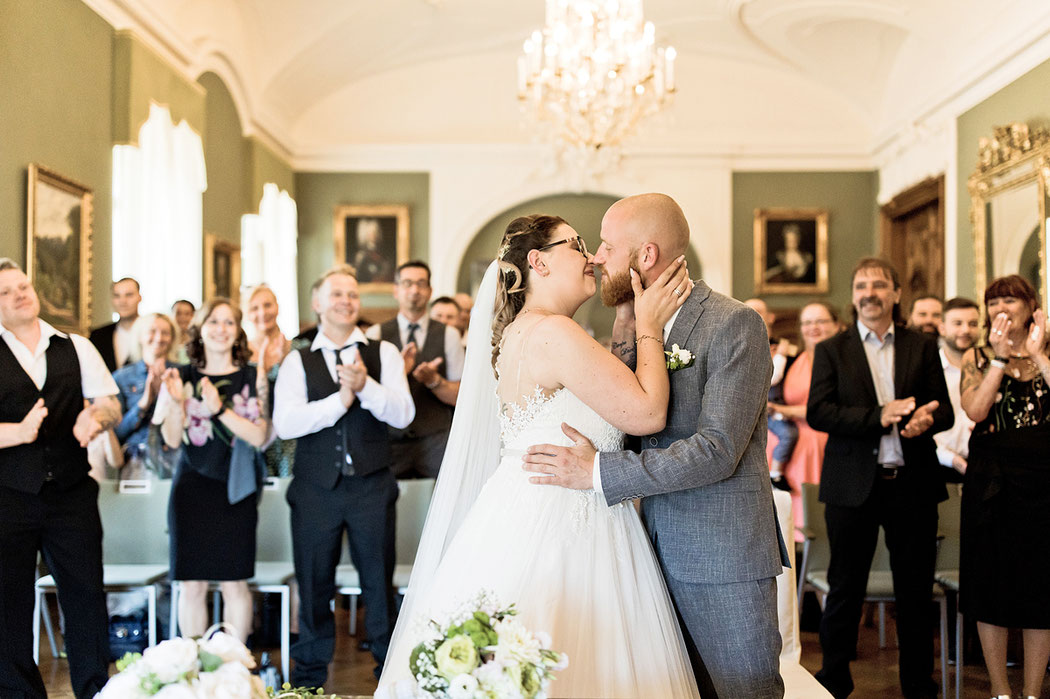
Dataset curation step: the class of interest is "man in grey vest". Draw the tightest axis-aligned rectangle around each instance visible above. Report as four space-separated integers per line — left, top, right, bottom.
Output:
273 265 414 688
0 259 121 699
366 261 463 478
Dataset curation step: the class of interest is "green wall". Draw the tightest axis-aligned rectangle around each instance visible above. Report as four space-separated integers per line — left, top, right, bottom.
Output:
294 172 430 321
249 138 295 206
112 31 205 144
956 56 1050 302
199 72 250 245
0 0 114 326
732 171 879 316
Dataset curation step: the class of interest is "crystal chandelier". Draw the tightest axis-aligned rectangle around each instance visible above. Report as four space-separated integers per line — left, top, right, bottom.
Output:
518 0 676 173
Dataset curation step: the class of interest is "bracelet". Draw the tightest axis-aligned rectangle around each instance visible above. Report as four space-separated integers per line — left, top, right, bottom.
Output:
637 334 663 345
212 403 228 419
993 355 1009 363
990 358 1007 369
425 377 442 390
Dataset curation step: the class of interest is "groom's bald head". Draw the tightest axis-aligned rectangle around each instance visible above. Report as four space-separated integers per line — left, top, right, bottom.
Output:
604 193 689 277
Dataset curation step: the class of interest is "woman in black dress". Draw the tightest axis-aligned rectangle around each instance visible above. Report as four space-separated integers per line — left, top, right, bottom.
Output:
159 298 269 642
960 275 1050 699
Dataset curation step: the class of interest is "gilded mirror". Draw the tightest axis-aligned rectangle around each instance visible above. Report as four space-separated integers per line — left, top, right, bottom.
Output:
969 122 1050 309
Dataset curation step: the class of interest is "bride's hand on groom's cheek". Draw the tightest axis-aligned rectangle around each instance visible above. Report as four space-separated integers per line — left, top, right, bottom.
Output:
522 423 596 490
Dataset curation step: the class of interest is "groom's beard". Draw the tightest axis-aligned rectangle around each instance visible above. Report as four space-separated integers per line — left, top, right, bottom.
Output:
599 254 641 307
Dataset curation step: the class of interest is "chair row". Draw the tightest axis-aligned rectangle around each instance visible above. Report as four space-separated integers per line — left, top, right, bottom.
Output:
34 477 436 683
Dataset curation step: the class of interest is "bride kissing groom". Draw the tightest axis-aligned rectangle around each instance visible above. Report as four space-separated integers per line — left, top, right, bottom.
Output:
523 193 790 699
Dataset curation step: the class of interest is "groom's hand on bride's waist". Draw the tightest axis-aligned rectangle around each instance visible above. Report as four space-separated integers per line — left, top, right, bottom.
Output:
522 423 596 490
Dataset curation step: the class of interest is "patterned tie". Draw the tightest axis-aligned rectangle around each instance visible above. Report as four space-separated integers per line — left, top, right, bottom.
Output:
333 343 358 475
406 323 420 349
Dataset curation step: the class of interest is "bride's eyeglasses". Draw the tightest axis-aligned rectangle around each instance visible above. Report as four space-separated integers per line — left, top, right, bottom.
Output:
536 235 589 258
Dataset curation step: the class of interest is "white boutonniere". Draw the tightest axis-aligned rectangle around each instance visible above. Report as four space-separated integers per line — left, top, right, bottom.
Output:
665 344 695 371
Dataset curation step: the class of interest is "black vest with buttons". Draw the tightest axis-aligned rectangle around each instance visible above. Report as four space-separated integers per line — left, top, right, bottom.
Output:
379 318 452 439
291 340 391 488
0 334 88 493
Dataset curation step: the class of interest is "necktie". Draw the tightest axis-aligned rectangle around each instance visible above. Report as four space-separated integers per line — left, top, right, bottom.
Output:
406 323 420 349
333 343 358 475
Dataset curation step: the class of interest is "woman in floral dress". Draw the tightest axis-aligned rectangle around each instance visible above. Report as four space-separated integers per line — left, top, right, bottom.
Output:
960 274 1050 699
159 298 269 643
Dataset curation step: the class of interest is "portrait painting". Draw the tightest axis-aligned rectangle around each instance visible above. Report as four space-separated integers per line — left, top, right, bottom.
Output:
203 233 241 303
26 164 94 334
333 205 409 294
753 208 829 295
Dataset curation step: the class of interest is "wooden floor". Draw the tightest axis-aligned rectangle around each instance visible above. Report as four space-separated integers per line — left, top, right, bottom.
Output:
39 603 1041 698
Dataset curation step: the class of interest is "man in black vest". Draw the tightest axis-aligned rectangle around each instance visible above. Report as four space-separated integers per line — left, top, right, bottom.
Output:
273 265 414 688
0 258 121 699
366 261 463 478
89 277 141 372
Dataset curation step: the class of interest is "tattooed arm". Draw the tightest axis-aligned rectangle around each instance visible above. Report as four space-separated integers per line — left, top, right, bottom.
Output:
610 303 638 370
960 347 1001 423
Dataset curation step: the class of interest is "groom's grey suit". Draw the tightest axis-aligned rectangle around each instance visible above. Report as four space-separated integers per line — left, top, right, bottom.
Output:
600 281 789 699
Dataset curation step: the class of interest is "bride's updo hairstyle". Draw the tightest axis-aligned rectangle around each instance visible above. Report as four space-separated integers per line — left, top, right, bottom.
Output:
491 214 567 373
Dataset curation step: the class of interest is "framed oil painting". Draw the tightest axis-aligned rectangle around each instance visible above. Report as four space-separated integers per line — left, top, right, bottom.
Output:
753 208 829 295
26 164 94 334
203 233 241 302
333 204 409 294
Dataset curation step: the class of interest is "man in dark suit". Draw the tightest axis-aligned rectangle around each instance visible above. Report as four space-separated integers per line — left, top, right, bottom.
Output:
272 265 414 689
89 277 141 372
807 257 953 699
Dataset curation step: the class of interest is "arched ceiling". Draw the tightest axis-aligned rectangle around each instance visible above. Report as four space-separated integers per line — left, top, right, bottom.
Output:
86 0 1050 164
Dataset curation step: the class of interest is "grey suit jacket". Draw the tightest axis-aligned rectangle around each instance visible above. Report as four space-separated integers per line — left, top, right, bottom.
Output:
601 282 789 584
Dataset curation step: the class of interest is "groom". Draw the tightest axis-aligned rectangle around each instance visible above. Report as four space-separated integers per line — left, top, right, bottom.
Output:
524 193 789 698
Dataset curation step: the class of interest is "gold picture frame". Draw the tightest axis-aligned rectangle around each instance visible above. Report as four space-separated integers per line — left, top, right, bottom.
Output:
753 208 829 295
26 164 94 334
203 232 241 303
333 204 409 294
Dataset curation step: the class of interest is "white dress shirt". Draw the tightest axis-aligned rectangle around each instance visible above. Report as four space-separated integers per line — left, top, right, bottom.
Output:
1 319 118 398
365 314 465 381
934 347 974 468
113 321 140 368
857 319 904 467
593 307 683 495
272 326 414 440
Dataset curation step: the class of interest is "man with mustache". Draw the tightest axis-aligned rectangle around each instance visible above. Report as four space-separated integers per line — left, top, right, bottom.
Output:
807 258 953 698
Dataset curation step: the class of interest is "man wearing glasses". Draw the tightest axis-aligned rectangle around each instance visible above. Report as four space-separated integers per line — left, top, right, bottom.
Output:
367 261 464 478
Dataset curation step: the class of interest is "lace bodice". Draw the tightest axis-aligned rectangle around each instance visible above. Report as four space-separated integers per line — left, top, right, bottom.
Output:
499 387 625 453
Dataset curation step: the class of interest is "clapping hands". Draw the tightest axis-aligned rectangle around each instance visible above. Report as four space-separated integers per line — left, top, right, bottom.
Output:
413 356 444 388
337 349 367 408
18 398 47 445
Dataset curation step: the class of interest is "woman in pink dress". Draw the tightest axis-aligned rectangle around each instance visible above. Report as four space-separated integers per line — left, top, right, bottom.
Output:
767 301 840 534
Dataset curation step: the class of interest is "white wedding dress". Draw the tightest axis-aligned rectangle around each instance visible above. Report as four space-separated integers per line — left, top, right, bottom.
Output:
380 385 701 698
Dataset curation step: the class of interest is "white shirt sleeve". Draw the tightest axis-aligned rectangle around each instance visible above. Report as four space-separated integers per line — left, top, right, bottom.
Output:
356 341 415 429
444 326 465 382
272 349 349 439
592 452 604 494
70 334 118 398
934 432 956 468
770 353 787 387
364 324 382 342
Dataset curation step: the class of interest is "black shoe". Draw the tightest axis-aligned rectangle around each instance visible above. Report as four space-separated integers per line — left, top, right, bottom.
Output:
771 475 792 492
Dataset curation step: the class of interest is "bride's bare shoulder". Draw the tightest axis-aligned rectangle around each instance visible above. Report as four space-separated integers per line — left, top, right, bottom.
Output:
527 314 594 352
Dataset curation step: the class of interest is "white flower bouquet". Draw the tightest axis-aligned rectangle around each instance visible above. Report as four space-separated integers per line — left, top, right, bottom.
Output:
390 591 567 699
95 625 330 699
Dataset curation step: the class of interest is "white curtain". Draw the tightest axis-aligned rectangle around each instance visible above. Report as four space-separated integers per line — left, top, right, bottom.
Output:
112 104 207 313
241 183 300 336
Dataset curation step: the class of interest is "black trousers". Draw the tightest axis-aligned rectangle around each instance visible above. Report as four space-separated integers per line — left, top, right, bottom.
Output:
0 477 110 699
816 474 939 699
287 469 397 688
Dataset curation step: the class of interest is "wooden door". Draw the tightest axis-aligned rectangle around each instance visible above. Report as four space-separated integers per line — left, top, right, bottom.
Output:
880 176 945 313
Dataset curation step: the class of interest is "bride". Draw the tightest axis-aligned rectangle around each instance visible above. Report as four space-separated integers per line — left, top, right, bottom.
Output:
377 214 701 698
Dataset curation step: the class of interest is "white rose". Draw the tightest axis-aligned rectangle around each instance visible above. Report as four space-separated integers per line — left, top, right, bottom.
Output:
198 631 256 669
196 661 253 699
97 669 151 699
141 637 200 684
447 673 480 699
153 682 199 699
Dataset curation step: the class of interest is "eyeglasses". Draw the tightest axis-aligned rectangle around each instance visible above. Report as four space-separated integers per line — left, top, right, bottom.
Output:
396 279 431 290
536 235 589 257
800 319 834 328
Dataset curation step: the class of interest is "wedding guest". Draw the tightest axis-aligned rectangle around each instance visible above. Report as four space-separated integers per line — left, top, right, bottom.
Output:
247 284 294 477
0 258 120 699
453 291 473 344
90 277 142 371
273 265 413 687
429 296 461 328
765 301 839 535
171 299 195 363
157 298 268 643
934 297 979 482
366 261 463 478
808 257 952 699
960 275 1050 699
907 295 943 336
113 313 179 479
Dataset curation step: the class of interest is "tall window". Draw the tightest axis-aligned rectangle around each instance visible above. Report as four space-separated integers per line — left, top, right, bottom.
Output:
241 183 299 335
112 104 207 313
